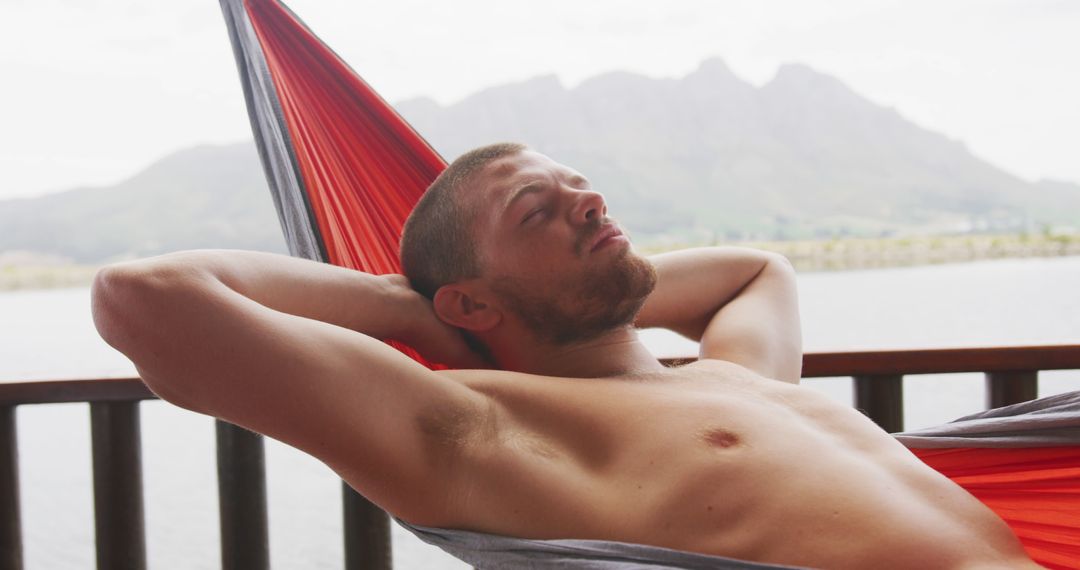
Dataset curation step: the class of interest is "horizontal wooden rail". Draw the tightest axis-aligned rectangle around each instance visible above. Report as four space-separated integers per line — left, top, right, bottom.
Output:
0 343 1078 570
653 343 1080 376
0 377 154 406
798 343 1080 377
4 344 1079 406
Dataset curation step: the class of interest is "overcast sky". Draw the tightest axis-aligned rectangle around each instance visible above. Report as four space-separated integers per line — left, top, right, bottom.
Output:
1 0 1077 200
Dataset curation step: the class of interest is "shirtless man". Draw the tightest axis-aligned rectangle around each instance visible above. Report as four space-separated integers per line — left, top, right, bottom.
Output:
91 143 1038 568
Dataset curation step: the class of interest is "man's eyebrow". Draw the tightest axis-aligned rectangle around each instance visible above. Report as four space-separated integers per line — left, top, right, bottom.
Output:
504 182 545 211
502 174 590 211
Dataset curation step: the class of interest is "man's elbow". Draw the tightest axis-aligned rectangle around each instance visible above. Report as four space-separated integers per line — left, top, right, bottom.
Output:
90 258 200 353
765 252 795 274
91 265 144 353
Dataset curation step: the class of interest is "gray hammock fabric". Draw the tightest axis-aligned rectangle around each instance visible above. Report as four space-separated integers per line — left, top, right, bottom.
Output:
895 390 1080 449
219 0 328 263
394 391 1080 569
394 517 806 570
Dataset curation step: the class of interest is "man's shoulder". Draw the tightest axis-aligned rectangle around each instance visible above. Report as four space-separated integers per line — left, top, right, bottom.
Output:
435 367 571 393
436 360 764 392
672 357 803 388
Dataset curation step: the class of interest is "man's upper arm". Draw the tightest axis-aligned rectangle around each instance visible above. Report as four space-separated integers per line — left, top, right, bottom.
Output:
92 265 488 520
699 254 803 383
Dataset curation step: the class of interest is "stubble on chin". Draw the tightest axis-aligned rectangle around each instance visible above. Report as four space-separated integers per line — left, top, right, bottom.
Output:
491 250 657 346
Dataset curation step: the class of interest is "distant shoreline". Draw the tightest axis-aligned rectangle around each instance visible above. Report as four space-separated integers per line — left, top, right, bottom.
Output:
1 262 100 292
644 232 1080 273
3 232 1079 291
704 232 1080 273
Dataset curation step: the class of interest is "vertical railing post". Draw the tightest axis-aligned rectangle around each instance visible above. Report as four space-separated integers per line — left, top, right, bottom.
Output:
0 405 22 570
89 400 146 570
216 420 269 570
853 374 904 433
985 370 1038 409
342 482 391 570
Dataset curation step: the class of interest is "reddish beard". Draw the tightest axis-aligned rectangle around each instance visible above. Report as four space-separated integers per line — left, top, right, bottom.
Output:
491 233 658 346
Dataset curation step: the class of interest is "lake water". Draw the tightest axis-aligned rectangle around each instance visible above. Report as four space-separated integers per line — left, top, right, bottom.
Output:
2 256 1079 569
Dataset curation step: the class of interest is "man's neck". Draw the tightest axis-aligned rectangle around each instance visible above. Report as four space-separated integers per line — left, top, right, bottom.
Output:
498 326 666 379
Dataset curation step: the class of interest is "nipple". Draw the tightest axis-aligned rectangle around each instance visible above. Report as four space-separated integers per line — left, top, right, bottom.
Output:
702 427 740 449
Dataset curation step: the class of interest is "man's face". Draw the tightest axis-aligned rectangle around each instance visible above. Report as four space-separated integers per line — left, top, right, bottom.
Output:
468 150 657 345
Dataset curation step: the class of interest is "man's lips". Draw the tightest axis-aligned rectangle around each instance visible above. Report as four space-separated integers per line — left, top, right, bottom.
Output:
589 225 625 252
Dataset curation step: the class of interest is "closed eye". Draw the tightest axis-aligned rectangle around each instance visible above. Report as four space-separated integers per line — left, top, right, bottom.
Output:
521 209 544 224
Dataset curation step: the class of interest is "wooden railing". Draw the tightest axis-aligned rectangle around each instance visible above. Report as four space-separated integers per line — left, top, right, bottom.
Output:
2 343 1079 570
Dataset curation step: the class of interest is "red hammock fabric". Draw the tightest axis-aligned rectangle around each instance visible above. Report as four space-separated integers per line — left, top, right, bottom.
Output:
230 0 447 367
243 0 445 274
221 1 1080 567
913 446 1080 569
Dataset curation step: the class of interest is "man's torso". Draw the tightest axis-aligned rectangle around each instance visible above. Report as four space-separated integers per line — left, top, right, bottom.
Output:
391 359 1036 569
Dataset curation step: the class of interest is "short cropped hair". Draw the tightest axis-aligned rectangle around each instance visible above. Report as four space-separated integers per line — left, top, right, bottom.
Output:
400 142 528 299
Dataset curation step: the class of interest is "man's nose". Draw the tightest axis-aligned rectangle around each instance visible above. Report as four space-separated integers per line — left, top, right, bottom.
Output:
569 189 607 224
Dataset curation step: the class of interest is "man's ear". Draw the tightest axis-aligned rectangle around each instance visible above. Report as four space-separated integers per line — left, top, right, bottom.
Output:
432 284 501 332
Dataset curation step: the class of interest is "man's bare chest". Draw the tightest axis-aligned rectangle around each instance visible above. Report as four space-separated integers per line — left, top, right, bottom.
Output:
441 360 896 514
434 364 1014 568
449 359 867 449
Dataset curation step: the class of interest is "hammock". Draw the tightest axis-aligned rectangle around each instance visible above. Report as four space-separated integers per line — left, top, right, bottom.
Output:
218 0 1080 567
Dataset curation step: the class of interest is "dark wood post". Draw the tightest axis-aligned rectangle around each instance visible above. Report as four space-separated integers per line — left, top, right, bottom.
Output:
985 370 1038 409
0 406 21 570
89 401 146 570
853 374 904 433
216 420 269 570
343 481 392 570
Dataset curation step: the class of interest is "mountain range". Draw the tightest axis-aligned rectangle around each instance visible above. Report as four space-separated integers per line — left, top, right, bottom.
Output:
2 58 1077 263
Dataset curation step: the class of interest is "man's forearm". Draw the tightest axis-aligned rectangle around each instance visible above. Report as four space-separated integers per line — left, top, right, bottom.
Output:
98 249 420 341
635 247 779 340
